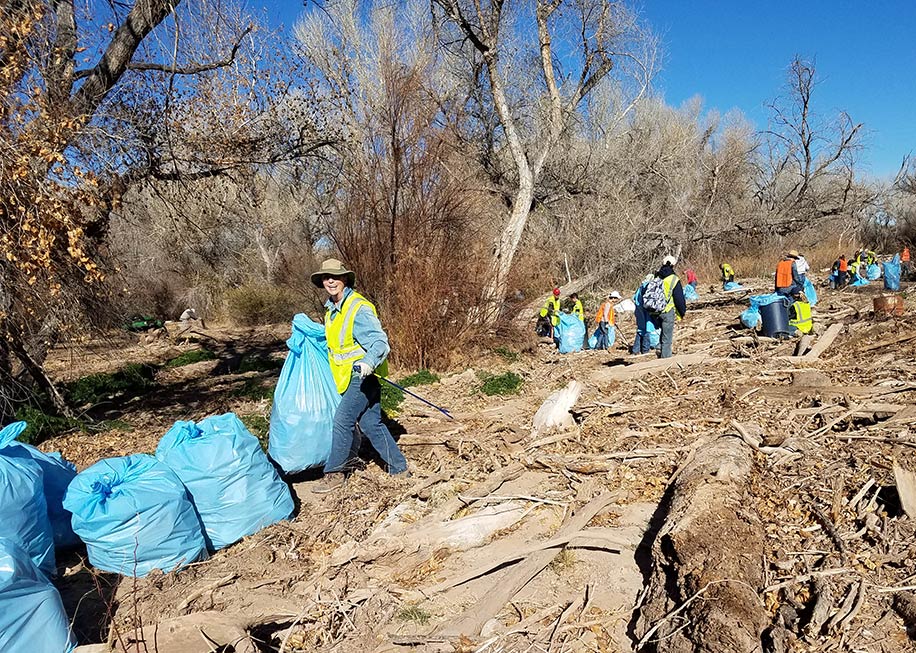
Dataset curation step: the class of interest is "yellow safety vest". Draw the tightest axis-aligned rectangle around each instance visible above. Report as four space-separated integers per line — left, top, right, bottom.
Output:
721 264 734 280
540 296 562 326
325 291 389 394
662 274 679 314
789 301 813 334
572 300 584 321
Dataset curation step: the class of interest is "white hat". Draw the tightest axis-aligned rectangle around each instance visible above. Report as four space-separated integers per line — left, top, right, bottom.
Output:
609 291 621 299
662 255 677 266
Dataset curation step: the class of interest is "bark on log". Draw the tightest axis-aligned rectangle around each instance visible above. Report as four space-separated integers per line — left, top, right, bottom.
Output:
635 436 769 653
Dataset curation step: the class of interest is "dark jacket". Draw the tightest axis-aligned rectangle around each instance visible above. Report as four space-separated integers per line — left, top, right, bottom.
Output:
655 263 687 318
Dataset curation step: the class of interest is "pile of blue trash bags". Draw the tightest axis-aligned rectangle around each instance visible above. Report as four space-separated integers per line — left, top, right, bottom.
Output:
1 408 297 651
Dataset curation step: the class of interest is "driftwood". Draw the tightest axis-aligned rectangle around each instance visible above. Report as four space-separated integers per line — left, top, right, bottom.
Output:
590 352 717 382
893 463 916 519
434 491 622 638
802 323 844 360
860 331 916 353
635 436 768 653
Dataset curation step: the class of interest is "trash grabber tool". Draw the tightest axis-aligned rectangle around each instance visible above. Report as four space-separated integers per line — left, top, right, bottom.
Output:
377 375 455 420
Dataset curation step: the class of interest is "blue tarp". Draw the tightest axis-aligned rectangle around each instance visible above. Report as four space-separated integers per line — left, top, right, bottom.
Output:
884 255 901 291
0 422 78 549
157 413 294 551
556 313 586 353
723 281 744 291
0 538 75 653
0 436 55 577
804 278 818 305
684 284 699 301
866 263 882 280
269 314 340 473
63 454 208 577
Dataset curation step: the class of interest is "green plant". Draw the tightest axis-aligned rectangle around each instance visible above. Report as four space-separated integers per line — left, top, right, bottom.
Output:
93 419 134 433
225 283 300 326
493 346 519 362
480 371 523 396
380 382 404 415
237 354 283 373
13 406 81 444
399 369 439 387
164 348 217 368
240 414 270 450
65 363 156 406
232 379 276 401
396 605 431 626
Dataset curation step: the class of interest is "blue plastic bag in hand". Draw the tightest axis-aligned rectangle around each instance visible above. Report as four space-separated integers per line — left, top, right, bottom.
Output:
269 314 340 473
157 413 294 551
0 439 55 577
556 313 586 353
884 255 901 291
803 278 818 305
0 537 76 653
64 454 207 577
0 422 79 549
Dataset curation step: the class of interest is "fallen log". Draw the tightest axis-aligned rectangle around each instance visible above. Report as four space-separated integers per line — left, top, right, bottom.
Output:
801 323 843 360
590 352 718 382
634 436 769 653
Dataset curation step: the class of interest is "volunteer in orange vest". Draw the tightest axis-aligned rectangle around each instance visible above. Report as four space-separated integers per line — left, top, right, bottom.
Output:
902 245 911 280
309 259 408 493
593 292 620 349
775 250 803 297
835 254 849 288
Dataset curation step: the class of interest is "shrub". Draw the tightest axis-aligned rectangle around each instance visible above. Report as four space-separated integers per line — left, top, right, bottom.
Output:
380 382 404 415
164 348 217 368
66 363 156 406
400 369 439 387
480 371 523 396
493 346 519 362
225 283 300 326
13 406 81 445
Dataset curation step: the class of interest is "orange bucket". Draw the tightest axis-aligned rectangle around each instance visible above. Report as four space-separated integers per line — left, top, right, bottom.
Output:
873 294 904 316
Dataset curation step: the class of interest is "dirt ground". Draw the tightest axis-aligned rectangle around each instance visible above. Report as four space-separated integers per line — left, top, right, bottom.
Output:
39 276 916 652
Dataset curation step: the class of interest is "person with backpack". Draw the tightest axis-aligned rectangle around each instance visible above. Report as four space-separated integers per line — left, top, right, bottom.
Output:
643 255 687 359
631 275 654 355
309 259 408 493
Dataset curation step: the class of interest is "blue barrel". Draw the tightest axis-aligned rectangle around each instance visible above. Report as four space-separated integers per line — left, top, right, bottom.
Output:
759 299 790 337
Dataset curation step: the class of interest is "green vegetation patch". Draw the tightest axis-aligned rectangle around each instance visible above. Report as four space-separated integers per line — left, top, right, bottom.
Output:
13 406 81 445
479 371 523 396
399 369 439 387
380 382 404 415
232 379 276 401
164 348 217 368
239 413 270 450
65 363 156 406
493 346 519 363
237 354 283 373
396 605 431 626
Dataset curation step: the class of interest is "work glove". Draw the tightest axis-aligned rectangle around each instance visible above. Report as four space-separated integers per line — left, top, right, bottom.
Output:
352 361 373 380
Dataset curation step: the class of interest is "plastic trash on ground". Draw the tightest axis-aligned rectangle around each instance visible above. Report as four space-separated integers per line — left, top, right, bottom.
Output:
0 438 55 577
532 380 583 435
269 314 340 473
0 422 79 549
683 284 699 301
156 413 294 551
723 281 744 291
884 255 901 291
851 276 869 287
0 537 76 653
556 313 586 353
63 454 208 577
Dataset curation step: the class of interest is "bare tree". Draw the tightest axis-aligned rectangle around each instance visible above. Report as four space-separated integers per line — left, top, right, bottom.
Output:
431 0 656 322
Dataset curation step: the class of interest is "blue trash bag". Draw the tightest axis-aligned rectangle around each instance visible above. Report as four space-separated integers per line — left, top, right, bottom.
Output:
884 255 901 291
0 440 55 577
644 319 661 349
0 422 79 550
741 293 786 330
606 326 617 348
0 537 76 653
587 332 598 349
740 307 760 329
684 284 699 301
851 276 869 287
63 454 208 577
866 263 881 280
804 278 818 305
269 314 340 474
723 281 744 291
156 413 295 551
556 314 586 353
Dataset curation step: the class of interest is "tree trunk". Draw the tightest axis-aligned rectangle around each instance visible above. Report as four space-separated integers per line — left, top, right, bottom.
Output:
6 323 76 420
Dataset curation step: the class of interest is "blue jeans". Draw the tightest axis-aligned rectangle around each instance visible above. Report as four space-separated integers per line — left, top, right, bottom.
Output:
324 374 408 475
650 310 676 358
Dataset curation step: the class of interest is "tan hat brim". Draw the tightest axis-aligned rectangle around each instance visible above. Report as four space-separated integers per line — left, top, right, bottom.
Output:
310 270 355 288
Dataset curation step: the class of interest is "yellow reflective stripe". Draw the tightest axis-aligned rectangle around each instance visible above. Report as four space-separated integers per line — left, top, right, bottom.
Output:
662 275 678 312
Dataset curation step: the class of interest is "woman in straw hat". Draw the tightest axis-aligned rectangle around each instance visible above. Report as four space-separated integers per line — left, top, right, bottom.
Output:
309 259 408 492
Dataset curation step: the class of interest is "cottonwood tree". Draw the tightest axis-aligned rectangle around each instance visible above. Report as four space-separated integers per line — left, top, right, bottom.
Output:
0 0 252 418
431 0 656 321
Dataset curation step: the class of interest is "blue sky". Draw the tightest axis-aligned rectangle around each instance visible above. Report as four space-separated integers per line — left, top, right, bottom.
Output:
264 0 915 180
